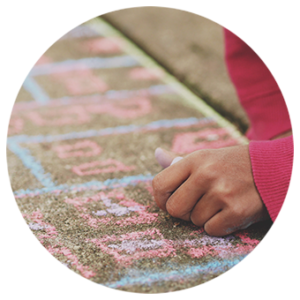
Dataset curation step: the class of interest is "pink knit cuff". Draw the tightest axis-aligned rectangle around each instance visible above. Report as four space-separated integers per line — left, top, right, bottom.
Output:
249 136 294 221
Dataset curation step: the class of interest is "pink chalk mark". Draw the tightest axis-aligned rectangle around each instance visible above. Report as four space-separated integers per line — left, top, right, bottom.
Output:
23 209 58 244
213 244 255 258
145 181 154 196
52 68 108 95
183 232 259 259
129 67 165 80
65 198 88 212
115 211 158 227
187 246 217 258
80 213 112 227
88 228 176 265
86 97 152 119
82 37 123 54
118 199 143 207
11 91 155 114
47 246 96 279
8 116 24 135
172 128 238 154
235 232 260 246
26 105 91 126
189 228 205 236
115 212 157 227
35 55 52 65
54 140 102 158
116 193 125 200
72 158 136 176
65 190 124 212
65 190 158 228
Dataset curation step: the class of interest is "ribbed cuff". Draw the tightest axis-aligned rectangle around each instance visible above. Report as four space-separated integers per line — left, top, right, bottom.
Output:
249 136 294 221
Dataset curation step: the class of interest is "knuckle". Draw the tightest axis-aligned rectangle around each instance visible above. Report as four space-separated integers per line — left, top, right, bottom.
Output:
198 165 218 184
212 183 233 204
231 204 246 219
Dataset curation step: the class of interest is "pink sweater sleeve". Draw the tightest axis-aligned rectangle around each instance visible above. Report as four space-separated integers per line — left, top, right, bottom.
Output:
249 137 293 221
224 28 293 221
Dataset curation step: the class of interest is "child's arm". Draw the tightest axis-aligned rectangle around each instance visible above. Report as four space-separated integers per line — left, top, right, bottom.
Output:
152 145 269 236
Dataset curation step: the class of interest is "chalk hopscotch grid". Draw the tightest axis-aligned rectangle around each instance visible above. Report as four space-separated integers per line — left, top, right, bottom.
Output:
24 55 141 104
11 19 247 197
8 116 216 197
17 18 247 146
8 18 259 291
13 84 176 111
23 23 141 104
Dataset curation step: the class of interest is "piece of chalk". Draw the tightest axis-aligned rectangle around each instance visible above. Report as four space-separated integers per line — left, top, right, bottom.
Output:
171 156 183 166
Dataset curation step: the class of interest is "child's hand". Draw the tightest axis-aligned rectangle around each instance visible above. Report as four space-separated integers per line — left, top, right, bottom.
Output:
152 146 269 236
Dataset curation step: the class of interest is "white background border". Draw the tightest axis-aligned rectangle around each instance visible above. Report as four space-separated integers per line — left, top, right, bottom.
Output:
1 1 299 299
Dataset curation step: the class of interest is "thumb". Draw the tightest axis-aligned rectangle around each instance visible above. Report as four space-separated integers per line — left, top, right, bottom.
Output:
155 147 182 168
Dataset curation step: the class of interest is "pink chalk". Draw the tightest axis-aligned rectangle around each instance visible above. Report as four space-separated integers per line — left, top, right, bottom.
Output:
8 116 24 135
145 182 154 195
23 210 58 244
72 158 136 176
35 55 52 65
115 211 158 227
65 190 125 212
47 246 96 279
54 140 102 158
86 97 152 119
119 199 143 207
65 190 158 229
80 213 112 227
187 246 217 258
26 105 91 126
129 68 165 80
235 232 260 246
189 228 205 236
172 128 238 154
52 68 108 95
82 37 123 54
88 228 176 265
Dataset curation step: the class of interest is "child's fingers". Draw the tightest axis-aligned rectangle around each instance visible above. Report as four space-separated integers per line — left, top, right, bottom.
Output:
203 209 238 236
190 192 223 227
165 176 206 221
152 156 192 210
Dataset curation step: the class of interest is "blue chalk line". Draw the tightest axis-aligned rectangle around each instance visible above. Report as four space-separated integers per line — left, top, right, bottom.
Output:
8 117 214 190
8 141 56 188
104 257 246 288
16 84 175 106
8 117 214 144
13 174 154 198
23 76 50 104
